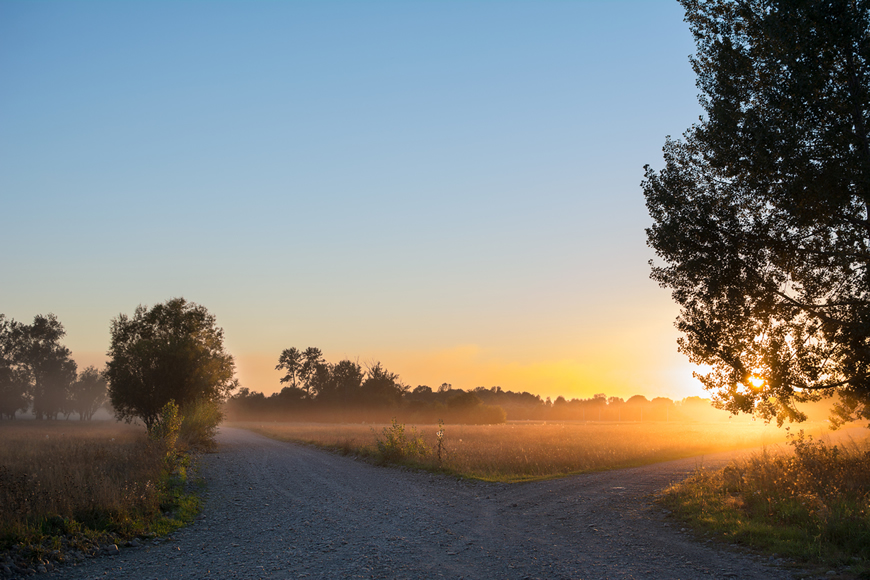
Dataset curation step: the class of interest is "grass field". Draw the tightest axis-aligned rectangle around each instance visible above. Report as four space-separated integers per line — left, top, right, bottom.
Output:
229 419 818 481
0 420 199 568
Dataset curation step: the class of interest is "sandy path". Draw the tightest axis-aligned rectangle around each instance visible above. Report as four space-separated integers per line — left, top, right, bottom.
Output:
49 427 793 580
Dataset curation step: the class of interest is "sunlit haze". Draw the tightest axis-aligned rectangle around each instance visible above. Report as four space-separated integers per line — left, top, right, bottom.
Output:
1 1 708 402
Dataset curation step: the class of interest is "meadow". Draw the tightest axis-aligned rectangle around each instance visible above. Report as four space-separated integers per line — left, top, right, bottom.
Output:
229 419 811 481
0 420 197 570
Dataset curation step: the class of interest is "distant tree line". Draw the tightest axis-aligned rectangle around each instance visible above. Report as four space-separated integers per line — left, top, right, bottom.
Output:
0 313 108 420
224 347 737 424
224 347 507 424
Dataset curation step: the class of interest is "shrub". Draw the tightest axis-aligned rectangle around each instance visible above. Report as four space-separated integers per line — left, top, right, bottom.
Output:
179 397 223 452
149 400 184 474
662 430 870 567
374 418 428 463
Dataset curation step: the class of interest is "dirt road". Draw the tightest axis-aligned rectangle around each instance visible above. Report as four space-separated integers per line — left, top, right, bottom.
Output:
50 427 793 579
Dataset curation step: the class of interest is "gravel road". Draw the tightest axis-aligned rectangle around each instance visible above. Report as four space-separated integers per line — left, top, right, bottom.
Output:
50 427 795 580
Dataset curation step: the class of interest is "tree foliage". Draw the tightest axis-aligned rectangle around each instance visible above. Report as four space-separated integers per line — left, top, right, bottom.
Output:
644 0 870 424
106 298 238 431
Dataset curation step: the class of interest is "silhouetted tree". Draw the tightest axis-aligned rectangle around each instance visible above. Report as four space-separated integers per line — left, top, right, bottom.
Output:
274 385 307 406
360 362 407 406
412 385 432 395
323 359 364 402
106 298 238 431
276 347 303 389
299 347 325 397
645 0 870 425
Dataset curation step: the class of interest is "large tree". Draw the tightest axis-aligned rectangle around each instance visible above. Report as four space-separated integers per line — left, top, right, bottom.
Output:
644 0 870 425
106 298 238 431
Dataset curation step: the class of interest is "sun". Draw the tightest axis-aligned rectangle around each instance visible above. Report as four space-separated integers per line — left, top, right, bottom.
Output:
748 375 765 389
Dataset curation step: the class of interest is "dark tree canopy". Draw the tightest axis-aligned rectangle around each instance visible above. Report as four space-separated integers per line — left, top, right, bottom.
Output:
106 298 238 430
644 0 870 425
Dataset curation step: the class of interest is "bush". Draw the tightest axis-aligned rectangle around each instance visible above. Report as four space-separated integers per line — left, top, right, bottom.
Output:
149 400 184 473
179 398 223 452
374 418 428 463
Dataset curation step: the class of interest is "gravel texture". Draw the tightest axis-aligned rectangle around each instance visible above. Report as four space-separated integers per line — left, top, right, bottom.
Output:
46 427 795 580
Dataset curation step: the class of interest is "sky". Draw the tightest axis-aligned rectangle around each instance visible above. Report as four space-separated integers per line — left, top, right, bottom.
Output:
0 1 708 402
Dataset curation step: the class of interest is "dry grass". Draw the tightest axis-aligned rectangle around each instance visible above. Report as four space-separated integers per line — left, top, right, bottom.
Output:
661 430 870 573
0 420 175 550
229 420 805 481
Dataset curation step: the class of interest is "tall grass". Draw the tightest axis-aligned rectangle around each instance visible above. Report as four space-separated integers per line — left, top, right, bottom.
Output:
661 430 870 572
0 420 198 559
231 420 796 481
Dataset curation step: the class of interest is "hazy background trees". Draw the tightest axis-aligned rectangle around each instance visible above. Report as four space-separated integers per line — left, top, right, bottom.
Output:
0 313 108 420
68 366 108 421
224 347 767 424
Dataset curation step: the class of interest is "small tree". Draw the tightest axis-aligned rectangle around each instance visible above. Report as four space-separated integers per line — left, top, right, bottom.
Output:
106 298 238 433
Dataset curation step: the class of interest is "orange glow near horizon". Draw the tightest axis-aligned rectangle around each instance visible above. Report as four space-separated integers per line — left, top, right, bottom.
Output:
231 345 710 403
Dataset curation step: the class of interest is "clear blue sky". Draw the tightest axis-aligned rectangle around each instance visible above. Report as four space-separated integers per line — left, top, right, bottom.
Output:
1 1 706 400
